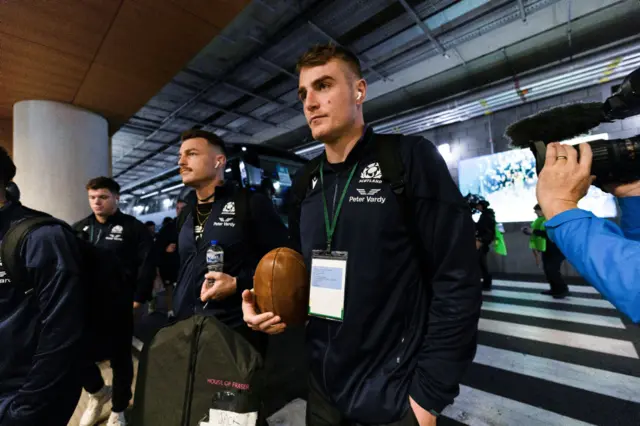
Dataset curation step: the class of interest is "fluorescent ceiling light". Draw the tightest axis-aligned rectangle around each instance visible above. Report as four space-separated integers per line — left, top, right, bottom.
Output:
140 191 159 199
295 143 323 155
161 183 185 193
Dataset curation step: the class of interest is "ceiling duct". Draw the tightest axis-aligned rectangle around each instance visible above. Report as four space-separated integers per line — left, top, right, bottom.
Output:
295 38 640 159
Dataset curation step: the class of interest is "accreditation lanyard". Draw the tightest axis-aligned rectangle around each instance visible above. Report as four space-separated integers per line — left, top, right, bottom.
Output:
319 159 358 252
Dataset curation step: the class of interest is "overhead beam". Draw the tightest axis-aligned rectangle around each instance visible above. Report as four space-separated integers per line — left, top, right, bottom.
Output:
112 77 221 166
169 80 281 128
221 81 301 115
517 0 527 22
258 56 299 81
398 0 447 56
306 20 390 82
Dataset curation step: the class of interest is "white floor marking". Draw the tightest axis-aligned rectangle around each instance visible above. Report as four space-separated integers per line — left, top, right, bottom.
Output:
474 345 640 403
482 302 625 329
486 289 615 309
479 318 639 359
443 385 595 426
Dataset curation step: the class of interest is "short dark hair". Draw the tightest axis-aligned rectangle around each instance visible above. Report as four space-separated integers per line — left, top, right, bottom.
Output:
534 204 542 210
181 129 227 155
86 176 120 194
0 147 16 186
296 43 363 79
145 221 155 227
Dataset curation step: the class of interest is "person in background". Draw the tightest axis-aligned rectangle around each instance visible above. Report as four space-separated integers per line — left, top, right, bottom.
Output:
153 200 187 319
467 195 496 291
144 221 156 237
523 204 568 299
260 178 276 200
536 142 640 322
73 177 156 426
0 148 85 426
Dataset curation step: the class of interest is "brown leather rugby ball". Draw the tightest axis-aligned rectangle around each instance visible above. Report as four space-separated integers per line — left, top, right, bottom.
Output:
254 247 309 326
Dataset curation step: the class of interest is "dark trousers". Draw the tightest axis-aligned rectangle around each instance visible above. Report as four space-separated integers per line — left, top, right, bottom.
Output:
542 245 568 293
82 311 134 413
478 247 492 289
50 381 82 426
307 375 419 426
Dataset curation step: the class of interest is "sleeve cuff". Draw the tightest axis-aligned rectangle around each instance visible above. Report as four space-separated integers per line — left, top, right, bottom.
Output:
618 195 640 210
619 196 640 230
545 208 594 229
409 380 450 416
236 274 253 292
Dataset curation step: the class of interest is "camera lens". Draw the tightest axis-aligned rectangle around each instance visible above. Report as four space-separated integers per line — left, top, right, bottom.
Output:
589 137 640 184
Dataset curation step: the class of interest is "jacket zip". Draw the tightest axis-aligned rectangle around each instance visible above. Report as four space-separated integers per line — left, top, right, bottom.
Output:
323 173 340 393
181 318 204 426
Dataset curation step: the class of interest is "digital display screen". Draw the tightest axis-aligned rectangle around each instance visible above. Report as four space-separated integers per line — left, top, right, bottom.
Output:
458 148 617 223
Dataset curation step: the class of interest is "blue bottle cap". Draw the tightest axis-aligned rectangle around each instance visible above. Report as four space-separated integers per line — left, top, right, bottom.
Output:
210 240 218 246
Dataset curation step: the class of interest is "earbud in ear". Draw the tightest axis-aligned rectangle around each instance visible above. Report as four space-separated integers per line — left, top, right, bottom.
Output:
215 161 221 168
356 92 362 100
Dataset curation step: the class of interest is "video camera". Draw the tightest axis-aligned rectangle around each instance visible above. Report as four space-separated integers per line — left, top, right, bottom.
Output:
506 66 640 185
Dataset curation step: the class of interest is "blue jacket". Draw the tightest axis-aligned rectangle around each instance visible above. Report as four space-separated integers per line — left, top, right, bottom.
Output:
0 203 84 425
290 128 481 423
545 196 640 323
175 183 290 325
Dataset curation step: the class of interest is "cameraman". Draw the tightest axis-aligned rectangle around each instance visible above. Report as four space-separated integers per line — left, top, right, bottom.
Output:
536 142 640 323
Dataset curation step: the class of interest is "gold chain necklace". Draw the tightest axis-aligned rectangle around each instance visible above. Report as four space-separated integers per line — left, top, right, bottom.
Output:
196 202 213 228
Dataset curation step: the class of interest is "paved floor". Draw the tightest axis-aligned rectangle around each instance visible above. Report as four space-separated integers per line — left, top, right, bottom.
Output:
440 280 640 426
70 280 640 425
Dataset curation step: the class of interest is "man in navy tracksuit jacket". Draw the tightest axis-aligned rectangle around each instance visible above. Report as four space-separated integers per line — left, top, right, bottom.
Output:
175 129 290 346
72 177 155 426
0 148 85 426
243 45 481 425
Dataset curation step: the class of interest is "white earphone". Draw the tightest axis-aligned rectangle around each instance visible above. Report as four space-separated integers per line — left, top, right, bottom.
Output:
215 160 221 168
356 92 362 100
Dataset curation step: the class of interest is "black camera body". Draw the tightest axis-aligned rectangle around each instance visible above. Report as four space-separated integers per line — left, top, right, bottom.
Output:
507 66 640 185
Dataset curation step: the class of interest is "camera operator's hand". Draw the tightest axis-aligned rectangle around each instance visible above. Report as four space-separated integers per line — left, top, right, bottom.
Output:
603 181 640 198
536 143 595 220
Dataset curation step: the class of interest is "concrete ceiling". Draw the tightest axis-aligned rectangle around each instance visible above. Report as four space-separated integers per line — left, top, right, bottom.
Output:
0 0 251 130
111 0 640 196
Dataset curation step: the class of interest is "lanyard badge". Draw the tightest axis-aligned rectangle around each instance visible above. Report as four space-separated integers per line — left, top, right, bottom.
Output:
309 160 358 321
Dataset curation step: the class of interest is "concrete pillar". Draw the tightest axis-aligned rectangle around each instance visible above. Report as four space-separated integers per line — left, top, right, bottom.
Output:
13 101 109 224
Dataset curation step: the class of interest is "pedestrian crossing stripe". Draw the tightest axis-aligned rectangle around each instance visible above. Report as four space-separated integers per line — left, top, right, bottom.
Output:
441 279 640 426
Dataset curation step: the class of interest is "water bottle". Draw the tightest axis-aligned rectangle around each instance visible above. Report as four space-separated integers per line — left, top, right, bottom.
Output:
206 240 224 289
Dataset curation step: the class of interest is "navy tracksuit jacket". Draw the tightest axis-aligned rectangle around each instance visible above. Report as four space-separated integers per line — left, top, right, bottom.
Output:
0 202 85 425
289 128 482 423
174 182 290 326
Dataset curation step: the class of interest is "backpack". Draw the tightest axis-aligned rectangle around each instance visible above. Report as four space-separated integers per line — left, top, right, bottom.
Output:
131 315 265 426
0 212 129 359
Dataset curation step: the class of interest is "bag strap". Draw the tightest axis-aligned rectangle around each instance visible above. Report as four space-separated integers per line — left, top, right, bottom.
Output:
233 187 253 238
292 156 323 206
288 156 322 249
0 215 65 295
374 133 432 274
373 133 409 198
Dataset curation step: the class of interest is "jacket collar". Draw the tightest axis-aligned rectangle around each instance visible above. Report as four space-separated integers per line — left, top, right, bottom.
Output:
320 125 373 171
88 209 123 225
186 181 235 209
